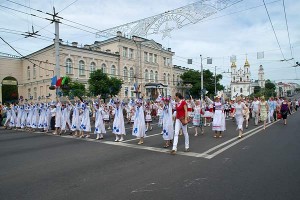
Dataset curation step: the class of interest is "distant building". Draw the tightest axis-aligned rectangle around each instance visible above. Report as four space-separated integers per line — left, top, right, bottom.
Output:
230 59 265 99
0 33 189 102
275 82 299 97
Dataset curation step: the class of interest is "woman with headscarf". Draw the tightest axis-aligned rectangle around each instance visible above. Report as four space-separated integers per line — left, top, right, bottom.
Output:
132 98 146 145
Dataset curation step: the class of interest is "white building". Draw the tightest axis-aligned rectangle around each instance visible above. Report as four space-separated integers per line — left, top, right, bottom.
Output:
230 60 265 99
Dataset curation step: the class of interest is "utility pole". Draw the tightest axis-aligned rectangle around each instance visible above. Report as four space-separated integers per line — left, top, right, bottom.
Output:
214 66 217 95
200 55 203 100
55 19 60 79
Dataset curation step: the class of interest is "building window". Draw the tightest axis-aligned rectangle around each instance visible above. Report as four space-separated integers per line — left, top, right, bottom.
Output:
131 87 134 97
129 67 134 81
163 57 166 66
167 73 170 85
166 58 170 66
124 87 128 97
33 87 37 100
79 60 85 76
66 58 73 74
123 67 128 81
129 48 134 59
154 54 157 63
145 69 149 82
27 66 30 80
28 88 31 99
101 63 107 73
177 75 180 85
149 53 153 63
33 65 36 79
123 47 128 58
163 73 166 84
234 87 236 92
144 52 148 62
40 86 43 98
150 70 154 82
173 74 175 85
155 71 158 82
233 77 235 82
90 62 96 73
111 65 116 77
240 88 243 93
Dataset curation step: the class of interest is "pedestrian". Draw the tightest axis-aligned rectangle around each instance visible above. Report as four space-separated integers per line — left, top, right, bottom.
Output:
280 98 289 125
132 98 146 145
244 104 250 129
209 96 226 138
111 98 126 142
171 92 189 154
93 96 106 140
161 96 174 148
258 96 269 130
191 96 204 136
232 96 246 138
251 97 260 126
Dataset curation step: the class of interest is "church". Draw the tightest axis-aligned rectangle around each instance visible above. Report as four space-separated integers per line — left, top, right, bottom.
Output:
230 59 265 99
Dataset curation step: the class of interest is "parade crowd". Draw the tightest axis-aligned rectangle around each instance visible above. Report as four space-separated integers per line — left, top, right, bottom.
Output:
0 93 299 154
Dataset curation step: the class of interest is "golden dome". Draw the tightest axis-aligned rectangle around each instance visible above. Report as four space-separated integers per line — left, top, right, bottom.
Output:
231 62 236 68
244 59 250 67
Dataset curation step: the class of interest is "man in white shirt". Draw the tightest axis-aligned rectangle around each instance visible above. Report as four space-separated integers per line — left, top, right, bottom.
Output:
251 97 260 125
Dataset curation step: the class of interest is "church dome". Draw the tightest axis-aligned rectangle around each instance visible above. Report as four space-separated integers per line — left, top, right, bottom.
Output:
244 59 250 67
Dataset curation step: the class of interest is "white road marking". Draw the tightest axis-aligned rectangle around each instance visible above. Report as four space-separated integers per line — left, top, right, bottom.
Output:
204 120 279 159
121 133 162 142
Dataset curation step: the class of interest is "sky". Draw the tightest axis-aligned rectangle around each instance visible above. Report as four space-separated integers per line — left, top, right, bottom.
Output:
1 0 300 87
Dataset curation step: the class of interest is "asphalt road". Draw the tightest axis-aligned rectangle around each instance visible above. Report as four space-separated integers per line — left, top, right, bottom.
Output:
0 111 300 200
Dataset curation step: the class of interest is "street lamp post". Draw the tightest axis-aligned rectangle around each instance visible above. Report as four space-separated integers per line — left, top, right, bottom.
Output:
200 55 203 100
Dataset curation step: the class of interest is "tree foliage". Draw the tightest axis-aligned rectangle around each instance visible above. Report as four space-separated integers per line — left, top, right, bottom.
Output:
61 76 86 98
88 69 123 97
180 69 224 98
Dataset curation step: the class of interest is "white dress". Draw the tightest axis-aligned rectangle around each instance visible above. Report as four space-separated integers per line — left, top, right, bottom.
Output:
31 105 39 129
26 105 33 127
55 103 62 128
38 104 46 129
20 105 27 129
71 103 81 131
10 106 17 127
112 104 126 135
15 105 22 128
144 106 152 122
234 102 245 130
162 103 174 141
61 105 71 131
212 102 226 131
80 104 91 132
94 105 106 134
132 106 146 138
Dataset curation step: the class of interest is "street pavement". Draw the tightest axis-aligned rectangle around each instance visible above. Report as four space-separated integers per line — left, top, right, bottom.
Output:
0 111 300 200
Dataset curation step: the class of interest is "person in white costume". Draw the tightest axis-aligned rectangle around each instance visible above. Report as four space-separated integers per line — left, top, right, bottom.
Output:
111 98 126 142
207 96 226 138
161 96 174 148
232 96 246 138
53 98 62 135
60 102 72 134
132 98 146 145
79 101 91 138
191 96 204 136
93 96 106 140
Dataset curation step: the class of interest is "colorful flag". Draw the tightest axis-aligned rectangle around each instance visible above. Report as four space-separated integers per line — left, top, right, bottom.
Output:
51 76 57 86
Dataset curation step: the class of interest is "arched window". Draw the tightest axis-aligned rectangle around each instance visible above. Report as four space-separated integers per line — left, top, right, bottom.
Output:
150 70 154 82
33 87 37 100
111 65 116 76
233 76 235 82
79 60 85 76
240 88 243 93
155 71 158 82
240 77 242 82
145 69 149 82
234 87 236 92
177 75 180 85
123 67 128 81
28 88 31 98
101 63 107 73
163 73 166 84
27 66 30 80
167 73 170 85
129 67 134 81
173 74 175 85
246 76 249 80
66 58 72 74
90 62 96 73
33 65 36 79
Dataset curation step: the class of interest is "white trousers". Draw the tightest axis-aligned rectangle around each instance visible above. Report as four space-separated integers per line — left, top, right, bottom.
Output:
252 110 259 125
268 109 274 123
172 119 189 151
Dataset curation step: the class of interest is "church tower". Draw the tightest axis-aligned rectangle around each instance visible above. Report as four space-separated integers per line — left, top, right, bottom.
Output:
231 62 237 83
258 65 265 88
244 58 250 82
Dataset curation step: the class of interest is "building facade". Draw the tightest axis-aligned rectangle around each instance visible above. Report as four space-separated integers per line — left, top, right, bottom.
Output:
230 60 265 99
0 34 188 102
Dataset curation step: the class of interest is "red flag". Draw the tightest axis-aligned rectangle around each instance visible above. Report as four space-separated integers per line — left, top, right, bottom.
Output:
56 77 63 87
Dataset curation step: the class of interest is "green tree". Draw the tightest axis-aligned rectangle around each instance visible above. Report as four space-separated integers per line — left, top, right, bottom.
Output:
60 76 86 98
88 69 123 97
180 69 224 98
